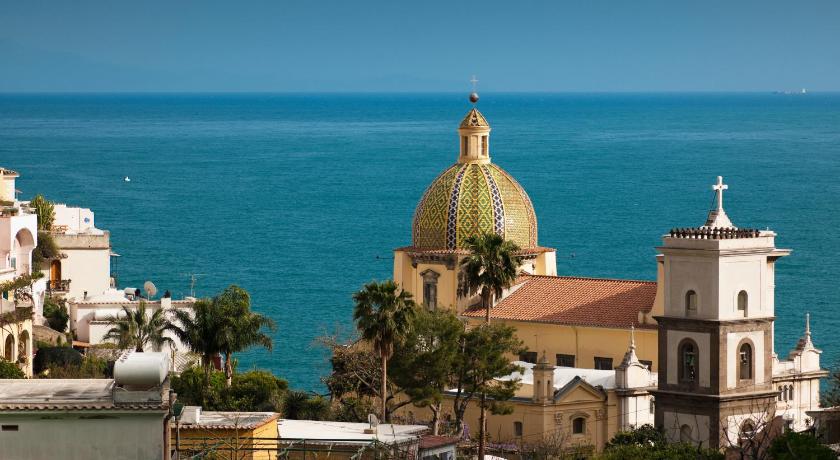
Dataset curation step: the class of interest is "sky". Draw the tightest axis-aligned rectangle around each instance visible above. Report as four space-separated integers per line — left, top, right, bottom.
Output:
1 0 839 92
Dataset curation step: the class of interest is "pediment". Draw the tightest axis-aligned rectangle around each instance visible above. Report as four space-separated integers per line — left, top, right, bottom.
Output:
554 377 607 403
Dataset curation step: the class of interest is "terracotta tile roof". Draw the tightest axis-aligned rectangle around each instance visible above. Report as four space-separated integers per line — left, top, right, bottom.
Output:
419 435 459 449
462 275 657 329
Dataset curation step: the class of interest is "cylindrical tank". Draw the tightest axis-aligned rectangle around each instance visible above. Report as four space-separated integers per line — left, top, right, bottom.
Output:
114 352 169 387
93 309 126 321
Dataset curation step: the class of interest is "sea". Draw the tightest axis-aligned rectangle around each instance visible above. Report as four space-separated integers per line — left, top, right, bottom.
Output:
1 93 838 392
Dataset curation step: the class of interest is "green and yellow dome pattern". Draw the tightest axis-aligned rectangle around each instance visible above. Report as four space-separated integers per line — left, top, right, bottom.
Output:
412 162 538 250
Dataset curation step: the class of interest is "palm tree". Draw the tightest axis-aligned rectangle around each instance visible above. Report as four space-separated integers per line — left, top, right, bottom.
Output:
459 233 523 322
167 298 226 388
458 233 522 460
215 285 275 387
352 280 417 421
103 301 173 352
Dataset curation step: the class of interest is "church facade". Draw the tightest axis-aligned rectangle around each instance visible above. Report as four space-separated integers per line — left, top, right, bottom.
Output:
392 100 826 452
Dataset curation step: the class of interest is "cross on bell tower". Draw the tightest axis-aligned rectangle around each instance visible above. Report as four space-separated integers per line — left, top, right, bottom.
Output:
704 176 734 228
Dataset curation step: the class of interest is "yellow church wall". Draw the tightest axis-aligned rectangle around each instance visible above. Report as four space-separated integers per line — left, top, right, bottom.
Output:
433 389 620 453
464 319 659 372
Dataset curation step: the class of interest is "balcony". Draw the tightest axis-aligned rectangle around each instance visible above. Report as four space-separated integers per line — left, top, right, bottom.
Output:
47 279 71 294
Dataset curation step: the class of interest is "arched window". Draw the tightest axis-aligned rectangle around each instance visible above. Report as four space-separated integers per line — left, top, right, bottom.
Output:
678 340 698 383
737 291 748 316
680 424 693 443
739 342 753 381
788 385 794 402
462 136 469 156
741 420 755 438
685 290 697 316
572 417 586 435
649 398 655 414
18 331 29 364
514 421 523 437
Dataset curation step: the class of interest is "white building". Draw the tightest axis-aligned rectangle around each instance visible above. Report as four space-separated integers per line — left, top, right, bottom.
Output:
46 202 113 301
0 167 43 376
0 352 173 460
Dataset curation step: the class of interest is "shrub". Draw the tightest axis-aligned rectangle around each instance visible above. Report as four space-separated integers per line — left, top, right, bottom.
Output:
171 366 291 412
43 356 107 379
0 359 25 378
767 430 835 460
43 298 69 332
33 347 82 374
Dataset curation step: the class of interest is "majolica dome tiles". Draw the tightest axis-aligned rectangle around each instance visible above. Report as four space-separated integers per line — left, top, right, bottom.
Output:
412 163 538 250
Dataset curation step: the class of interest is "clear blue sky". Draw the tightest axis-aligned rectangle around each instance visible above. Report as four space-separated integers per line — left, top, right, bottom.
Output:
2 0 839 92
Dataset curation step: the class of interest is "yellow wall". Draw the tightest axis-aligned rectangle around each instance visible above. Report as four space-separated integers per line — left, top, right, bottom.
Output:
176 419 278 460
464 319 658 372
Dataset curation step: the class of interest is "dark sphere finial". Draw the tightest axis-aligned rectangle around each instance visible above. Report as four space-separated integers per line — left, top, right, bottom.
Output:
469 92 479 104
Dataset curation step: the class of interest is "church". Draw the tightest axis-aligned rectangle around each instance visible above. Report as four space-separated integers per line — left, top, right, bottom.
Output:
392 97 827 452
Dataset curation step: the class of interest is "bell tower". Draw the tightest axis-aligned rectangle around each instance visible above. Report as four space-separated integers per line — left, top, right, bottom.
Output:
652 177 789 448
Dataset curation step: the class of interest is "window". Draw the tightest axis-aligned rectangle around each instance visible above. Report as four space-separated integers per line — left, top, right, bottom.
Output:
1 425 18 432
680 424 693 443
740 420 755 439
556 354 575 367
685 290 697 316
738 291 748 316
462 136 469 155
594 357 613 370
514 421 523 437
649 398 655 414
519 351 538 364
739 343 753 381
640 360 653 370
572 417 586 435
678 340 698 383
420 270 439 311
481 136 488 156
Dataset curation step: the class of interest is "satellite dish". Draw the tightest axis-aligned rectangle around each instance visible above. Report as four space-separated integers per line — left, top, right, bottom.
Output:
144 281 158 299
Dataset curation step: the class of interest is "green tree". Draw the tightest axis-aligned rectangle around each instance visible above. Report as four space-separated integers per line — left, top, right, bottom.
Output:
598 425 724 460
43 297 69 332
390 309 463 435
103 301 173 352
451 322 524 443
30 194 54 231
459 233 523 322
167 299 226 390
353 280 417 422
767 430 835 460
0 358 25 378
458 233 523 460
215 285 275 387
281 390 331 420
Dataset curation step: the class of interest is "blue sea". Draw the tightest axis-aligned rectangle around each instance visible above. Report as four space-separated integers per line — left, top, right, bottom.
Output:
2 93 839 392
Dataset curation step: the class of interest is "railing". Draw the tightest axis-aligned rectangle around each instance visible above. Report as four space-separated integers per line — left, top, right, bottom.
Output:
47 279 71 293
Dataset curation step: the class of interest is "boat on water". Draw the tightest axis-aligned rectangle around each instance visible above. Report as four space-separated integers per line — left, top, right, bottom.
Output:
124 176 131 182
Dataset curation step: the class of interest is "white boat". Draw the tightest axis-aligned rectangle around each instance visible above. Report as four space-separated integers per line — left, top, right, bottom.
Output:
124 176 131 182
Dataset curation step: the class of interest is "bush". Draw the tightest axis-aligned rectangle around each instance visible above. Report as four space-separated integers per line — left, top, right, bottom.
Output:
282 390 331 420
767 430 835 460
0 359 25 378
43 298 69 332
33 347 82 374
598 425 723 460
171 367 289 412
42 356 108 379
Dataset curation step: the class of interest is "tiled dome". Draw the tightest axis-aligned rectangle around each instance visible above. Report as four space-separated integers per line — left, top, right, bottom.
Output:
412 162 538 250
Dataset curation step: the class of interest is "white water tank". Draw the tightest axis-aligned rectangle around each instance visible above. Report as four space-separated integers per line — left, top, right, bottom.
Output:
114 352 169 387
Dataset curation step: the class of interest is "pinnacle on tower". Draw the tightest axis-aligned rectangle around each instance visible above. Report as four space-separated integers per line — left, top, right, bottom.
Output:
704 176 736 228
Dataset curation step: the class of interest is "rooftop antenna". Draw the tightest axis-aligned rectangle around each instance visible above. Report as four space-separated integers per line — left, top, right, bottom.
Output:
182 273 206 298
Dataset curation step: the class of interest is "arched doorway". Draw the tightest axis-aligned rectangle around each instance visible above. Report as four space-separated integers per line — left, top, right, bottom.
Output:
18 331 30 364
13 228 35 274
4 335 15 362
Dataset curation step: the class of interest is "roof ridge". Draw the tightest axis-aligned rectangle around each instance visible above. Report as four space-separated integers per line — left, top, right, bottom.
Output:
524 274 656 285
